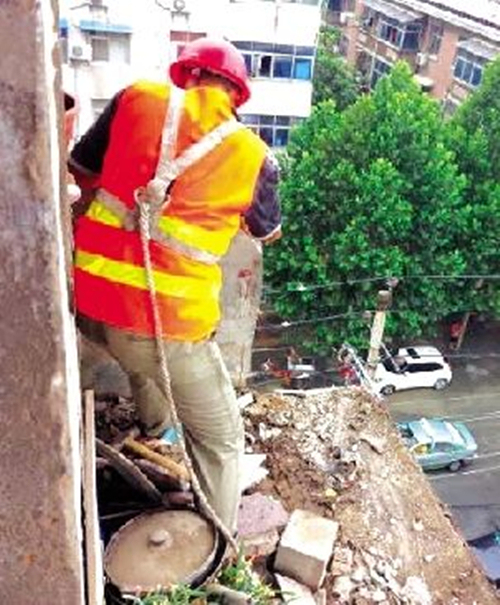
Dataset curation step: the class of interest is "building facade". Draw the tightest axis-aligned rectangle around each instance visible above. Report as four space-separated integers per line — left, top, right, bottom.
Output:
60 0 322 145
327 0 500 111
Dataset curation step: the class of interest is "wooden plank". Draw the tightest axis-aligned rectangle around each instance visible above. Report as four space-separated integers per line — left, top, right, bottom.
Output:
83 390 105 605
122 437 190 482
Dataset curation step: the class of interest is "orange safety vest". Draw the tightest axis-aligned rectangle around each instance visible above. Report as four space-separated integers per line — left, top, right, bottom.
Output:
74 81 267 341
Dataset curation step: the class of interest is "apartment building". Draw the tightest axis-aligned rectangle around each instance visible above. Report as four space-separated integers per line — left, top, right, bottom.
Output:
327 0 500 111
60 0 322 145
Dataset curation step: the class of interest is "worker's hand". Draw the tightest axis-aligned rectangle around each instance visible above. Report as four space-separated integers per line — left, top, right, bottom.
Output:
66 172 81 204
261 226 282 245
239 217 282 244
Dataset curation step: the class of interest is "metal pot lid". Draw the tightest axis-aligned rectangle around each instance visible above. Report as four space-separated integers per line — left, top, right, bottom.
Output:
105 509 217 594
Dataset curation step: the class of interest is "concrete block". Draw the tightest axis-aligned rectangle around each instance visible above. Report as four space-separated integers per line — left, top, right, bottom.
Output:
274 509 339 590
275 574 316 605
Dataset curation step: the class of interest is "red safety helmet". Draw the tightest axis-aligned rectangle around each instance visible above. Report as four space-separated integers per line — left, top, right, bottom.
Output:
169 38 251 107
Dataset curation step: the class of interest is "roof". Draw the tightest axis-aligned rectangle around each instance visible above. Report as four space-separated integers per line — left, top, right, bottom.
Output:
458 37 500 59
400 345 444 359
410 418 464 445
364 0 423 23
393 0 500 42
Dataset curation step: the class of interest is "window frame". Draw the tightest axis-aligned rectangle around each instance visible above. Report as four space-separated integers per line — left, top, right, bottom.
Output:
234 43 314 81
90 33 110 61
239 114 302 147
370 57 391 89
377 17 422 51
453 49 485 88
428 22 443 56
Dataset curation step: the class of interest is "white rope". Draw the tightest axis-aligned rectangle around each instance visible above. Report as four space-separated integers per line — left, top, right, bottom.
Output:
138 201 239 555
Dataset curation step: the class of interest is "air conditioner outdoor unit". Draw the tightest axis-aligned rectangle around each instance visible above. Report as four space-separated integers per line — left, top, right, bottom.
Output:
339 12 354 25
70 43 92 62
172 0 189 13
416 52 429 67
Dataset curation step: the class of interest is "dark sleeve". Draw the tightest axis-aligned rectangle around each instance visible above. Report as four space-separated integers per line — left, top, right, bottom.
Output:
243 152 282 239
69 90 124 176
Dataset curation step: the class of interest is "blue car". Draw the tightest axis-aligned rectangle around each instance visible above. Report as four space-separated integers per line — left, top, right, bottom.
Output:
398 417 477 472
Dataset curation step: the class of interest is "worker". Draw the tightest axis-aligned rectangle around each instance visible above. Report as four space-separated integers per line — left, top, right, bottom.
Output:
69 38 282 532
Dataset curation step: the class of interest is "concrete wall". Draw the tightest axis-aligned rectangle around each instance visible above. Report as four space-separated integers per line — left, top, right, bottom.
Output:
217 233 263 389
0 1 84 603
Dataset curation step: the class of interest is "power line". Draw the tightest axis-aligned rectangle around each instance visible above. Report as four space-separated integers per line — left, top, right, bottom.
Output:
256 310 372 331
256 306 490 331
263 273 500 295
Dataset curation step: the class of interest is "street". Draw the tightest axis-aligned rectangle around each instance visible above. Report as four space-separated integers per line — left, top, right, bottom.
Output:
389 355 500 540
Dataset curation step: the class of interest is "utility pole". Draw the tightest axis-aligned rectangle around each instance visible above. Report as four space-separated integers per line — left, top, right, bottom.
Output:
366 289 392 378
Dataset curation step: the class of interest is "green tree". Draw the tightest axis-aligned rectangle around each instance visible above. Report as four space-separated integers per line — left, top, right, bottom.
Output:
312 26 360 110
265 63 472 351
447 57 500 315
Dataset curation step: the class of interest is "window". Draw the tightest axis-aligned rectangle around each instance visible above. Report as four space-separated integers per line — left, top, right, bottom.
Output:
370 58 391 89
233 42 315 81
109 33 131 63
402 23 421 50
293 57 312 79
328 0 354 10
273 56 293 78
453 50 485 88
434 443 454 453
243 53 253 75
328 0 342 10
428 22 443 55
379 18 401 46
89 32 131 63
361 7 376 30
378 18 421 51
442 96 460 117
240 114 302 147
258 55 272 77
91 34 109 61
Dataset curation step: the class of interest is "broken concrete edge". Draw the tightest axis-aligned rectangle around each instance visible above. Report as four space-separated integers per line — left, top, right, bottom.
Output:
274 510 339 591
275 574 317 605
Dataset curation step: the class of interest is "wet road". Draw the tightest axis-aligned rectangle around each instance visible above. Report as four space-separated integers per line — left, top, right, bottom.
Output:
388 356 500 539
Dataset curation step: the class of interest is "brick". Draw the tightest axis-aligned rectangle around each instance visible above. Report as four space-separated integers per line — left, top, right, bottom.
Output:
275 574 317 605
274 510 339 590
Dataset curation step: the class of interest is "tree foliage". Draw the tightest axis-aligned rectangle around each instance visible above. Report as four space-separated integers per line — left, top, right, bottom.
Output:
312 26 360 110
264 62 496 351
447 57 500 314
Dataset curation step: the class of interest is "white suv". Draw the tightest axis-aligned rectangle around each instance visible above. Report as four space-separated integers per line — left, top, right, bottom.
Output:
374 346 452 396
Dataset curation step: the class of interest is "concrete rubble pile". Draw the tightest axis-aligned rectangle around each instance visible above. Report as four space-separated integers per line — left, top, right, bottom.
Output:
238 388 499 604
94 388 499 604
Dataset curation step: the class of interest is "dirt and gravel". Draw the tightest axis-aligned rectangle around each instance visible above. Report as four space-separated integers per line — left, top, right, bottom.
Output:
244 388 500 604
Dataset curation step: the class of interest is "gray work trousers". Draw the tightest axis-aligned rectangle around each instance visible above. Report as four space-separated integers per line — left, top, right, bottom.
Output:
80 317 244 532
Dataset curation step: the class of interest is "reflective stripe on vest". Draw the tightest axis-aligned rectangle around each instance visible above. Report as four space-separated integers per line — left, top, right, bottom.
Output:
93 189 222 265
73 83 268 340
74 249 215 299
